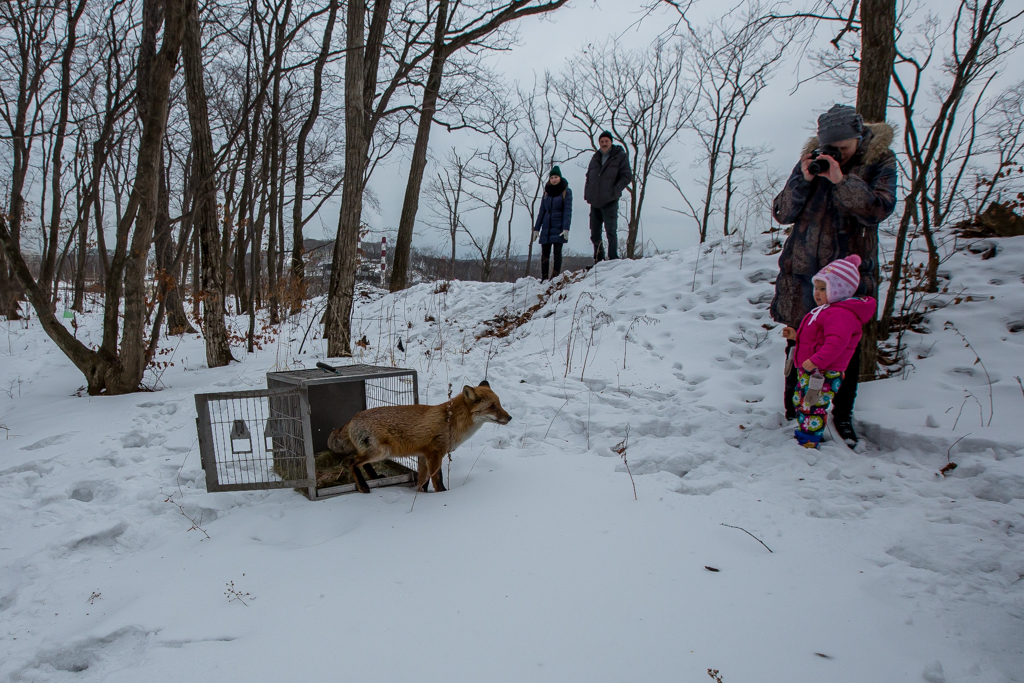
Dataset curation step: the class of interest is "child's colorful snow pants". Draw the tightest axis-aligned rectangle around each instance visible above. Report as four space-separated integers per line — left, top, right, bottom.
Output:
793 369 844 447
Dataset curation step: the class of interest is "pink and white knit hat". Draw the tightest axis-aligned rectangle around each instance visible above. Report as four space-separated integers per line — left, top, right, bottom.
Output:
813 254 862 303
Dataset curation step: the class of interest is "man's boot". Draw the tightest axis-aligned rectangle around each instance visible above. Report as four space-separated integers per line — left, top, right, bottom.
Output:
833 415 858 447
592 241 605 264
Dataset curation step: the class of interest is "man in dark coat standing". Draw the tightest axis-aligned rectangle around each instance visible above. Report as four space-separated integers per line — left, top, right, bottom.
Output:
771 103 897 446
584 130 633 262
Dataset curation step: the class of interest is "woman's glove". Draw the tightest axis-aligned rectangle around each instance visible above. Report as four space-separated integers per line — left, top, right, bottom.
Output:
560 230 569 240
532 230 540 243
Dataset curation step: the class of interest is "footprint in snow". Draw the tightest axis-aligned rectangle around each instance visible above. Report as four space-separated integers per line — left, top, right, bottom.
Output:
20 432 77 451
22 626 153 676
67 522 128 551
69 485 95 502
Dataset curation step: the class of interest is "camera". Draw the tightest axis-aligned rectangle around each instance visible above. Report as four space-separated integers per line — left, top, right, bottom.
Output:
807 145 842 175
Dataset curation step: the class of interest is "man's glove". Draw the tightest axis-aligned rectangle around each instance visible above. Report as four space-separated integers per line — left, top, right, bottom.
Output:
532 230 540 243
560 230 569 240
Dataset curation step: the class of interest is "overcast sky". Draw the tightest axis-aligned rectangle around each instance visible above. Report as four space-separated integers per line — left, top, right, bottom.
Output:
312 0 852 258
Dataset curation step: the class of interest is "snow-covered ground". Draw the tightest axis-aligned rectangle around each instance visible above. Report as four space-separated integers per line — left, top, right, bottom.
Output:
2 237 1022 683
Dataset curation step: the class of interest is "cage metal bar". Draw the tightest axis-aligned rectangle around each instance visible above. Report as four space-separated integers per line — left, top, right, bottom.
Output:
197 368 420 498
364 373 418 409
196 387 313 492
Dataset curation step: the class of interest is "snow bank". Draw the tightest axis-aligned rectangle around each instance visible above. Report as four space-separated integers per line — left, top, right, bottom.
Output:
1 237 1022 682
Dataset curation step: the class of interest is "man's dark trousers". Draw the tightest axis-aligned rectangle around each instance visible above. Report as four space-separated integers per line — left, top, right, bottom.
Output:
590 201 618 261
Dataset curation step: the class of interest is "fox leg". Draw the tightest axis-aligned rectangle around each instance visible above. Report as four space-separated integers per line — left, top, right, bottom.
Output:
425 451 446 493
350 444 389 494
349 463 371 494
417 456 429 492
362 464 379 480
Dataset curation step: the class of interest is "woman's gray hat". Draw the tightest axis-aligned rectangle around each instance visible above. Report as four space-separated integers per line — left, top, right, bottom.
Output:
817 104 864 145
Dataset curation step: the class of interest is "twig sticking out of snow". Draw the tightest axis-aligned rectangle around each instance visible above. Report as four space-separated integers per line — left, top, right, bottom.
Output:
612 425 636 501
462 447 486 487
164 494 210 539
720 523 773 553
224 581 251 606
944 322 993 427
623 315 659 369
941 433 971 476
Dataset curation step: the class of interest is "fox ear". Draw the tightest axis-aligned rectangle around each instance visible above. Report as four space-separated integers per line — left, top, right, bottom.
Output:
479 380 490 387
462 385 477 402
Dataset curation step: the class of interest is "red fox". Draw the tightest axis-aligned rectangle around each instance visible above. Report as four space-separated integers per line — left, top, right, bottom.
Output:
322 381 512 493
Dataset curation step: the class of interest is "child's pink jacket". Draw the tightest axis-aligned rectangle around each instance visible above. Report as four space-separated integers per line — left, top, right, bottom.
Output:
794 296 877 371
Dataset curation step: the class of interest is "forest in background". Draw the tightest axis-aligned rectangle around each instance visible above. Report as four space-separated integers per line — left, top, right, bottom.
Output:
1 0 1022 394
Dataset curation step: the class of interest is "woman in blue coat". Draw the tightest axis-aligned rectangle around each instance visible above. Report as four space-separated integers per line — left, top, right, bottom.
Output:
532 166 572 281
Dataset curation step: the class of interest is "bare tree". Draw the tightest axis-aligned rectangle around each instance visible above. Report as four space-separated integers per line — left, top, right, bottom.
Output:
325 0 435 357
881 0 1024 334
182 3 233 367
0 0 194 394
425 148 475 279
559 37 693 258
462 91 521 281
967 81 1024 217
664 8 787 243
289 0 340 314
388 0 570 292
0 0 64 318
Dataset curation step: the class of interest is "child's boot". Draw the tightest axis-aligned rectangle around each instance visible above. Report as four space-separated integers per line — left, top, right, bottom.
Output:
794 429 821 449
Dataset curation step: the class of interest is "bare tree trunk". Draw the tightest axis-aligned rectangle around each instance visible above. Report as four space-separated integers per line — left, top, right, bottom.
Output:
855 0 896 380
234 32 255 315
111 0 194 393
41 0 88 300
72 187 88 311
856 0 896 123
291 0 338 312
390 0 448 293
265 0 292 327
325 0 392 357
183 5 234 367
154 148 196 334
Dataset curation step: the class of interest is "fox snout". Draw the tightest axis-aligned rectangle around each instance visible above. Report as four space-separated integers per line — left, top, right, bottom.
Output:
481 405 511 424
467 382 512 425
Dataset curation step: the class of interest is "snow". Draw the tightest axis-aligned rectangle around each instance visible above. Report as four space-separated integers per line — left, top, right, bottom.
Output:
2 237 1023 682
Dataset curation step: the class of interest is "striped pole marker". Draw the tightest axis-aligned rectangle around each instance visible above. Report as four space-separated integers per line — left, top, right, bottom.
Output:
380 236 387 287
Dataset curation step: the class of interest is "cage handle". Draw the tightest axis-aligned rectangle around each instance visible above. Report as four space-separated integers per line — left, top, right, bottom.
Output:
316 362 339 375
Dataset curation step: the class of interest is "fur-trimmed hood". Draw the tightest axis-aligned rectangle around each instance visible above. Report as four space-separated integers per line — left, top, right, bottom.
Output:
801 122 894 166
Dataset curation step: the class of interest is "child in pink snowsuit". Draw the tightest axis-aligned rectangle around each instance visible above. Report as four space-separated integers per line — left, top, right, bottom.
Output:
782 255 876 448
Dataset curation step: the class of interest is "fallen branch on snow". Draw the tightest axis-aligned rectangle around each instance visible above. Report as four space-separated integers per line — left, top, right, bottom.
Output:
720 523 773 553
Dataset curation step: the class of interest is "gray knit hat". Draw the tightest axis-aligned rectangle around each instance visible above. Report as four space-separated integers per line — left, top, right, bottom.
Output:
817 104 864 145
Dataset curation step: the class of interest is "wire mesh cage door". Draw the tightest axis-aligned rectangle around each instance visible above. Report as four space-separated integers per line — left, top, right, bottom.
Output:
196 388 315 492
361 373 421 476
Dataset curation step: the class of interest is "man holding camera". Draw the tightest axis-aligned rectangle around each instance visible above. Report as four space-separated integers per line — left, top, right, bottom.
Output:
770 103 897 446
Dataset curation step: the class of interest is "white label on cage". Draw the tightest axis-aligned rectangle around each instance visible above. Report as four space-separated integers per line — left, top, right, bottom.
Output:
230 419 253 454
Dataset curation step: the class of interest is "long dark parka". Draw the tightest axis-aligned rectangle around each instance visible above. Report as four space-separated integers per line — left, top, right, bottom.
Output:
534 177 572 244
770 122 897 328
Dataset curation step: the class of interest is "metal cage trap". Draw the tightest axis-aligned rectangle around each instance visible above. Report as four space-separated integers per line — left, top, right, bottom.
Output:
195 363 420 500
